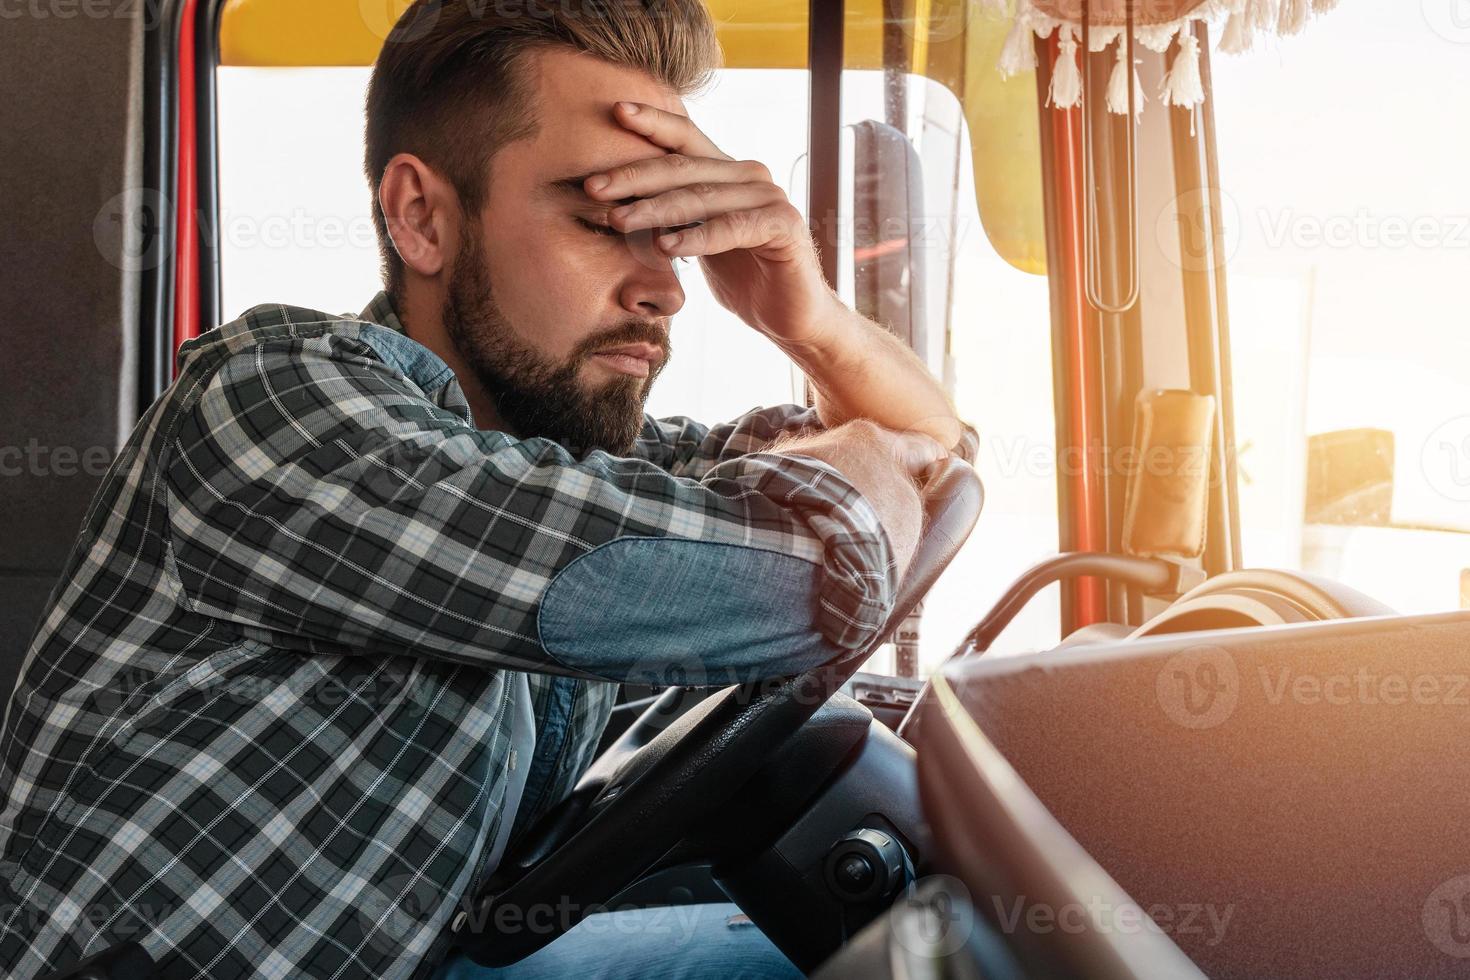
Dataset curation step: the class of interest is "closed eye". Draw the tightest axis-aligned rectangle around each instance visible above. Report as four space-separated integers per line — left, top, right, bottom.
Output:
574 216 692 264
576 216 622 238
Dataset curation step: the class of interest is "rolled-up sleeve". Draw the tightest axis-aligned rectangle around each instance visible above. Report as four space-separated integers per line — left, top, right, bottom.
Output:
164 338 898 685
633 404 828 480
638 402 980 478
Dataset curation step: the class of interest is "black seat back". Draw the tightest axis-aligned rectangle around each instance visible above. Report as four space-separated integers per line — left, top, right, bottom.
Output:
0 0 142 709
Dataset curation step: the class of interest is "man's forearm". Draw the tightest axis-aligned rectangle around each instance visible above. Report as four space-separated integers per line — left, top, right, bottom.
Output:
778 299 964 451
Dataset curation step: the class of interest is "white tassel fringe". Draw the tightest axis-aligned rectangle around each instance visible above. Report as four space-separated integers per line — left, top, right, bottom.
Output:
1160 31 1205 108
1105 37 1146 121
1218 9 1253 53
1087 25 1123 53
999 11 1040 77
1248 0 1281 31
1278 0 1310 35
1048 27 1083 109
1135 23 1181 53
993 0 1338 118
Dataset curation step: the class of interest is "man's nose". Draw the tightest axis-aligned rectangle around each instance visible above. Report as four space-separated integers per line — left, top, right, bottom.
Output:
618 249 685 319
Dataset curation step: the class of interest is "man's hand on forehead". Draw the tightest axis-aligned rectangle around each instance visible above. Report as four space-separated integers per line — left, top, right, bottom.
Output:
580 100 838 351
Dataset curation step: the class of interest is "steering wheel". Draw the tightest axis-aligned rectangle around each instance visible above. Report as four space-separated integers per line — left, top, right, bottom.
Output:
449 458 984 966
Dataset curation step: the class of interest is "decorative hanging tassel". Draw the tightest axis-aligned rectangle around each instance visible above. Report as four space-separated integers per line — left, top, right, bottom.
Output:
1105 36 1146 121
1247 0 1281 32
1310 0 1339 12
1218 8 1253 53
1048 27 1083 109
1278 0 1310 35
999 10 1040 77
1160 31 1205 108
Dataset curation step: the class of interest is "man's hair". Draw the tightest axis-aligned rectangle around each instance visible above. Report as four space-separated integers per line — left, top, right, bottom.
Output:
364 0 720 298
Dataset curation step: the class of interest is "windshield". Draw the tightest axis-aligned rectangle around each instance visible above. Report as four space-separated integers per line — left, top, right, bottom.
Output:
217 51 1058 678
1213 3 1470 615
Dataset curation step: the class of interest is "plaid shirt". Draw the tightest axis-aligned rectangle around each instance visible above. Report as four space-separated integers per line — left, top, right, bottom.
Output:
0 293 907 979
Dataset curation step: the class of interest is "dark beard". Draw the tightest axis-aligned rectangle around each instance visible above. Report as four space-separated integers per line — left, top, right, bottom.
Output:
442 227 669 457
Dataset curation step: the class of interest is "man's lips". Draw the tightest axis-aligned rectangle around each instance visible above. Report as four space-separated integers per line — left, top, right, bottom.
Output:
590 342 664 378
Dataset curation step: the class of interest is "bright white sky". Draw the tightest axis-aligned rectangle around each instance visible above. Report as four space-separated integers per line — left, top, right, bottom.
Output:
1211 2 1470 610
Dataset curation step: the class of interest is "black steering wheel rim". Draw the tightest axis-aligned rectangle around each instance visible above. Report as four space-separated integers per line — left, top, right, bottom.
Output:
451 458 984 966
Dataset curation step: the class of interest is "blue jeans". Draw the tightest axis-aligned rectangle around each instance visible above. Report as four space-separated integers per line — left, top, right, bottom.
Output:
431 903 804 979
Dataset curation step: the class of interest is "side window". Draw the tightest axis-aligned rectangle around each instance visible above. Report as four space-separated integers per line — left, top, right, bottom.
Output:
216 66 803 423
218 67 378 319
833 70 1058 672
1213 5 1470 615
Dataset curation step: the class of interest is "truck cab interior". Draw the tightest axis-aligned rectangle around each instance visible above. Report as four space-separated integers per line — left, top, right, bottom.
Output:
3 1 1468 977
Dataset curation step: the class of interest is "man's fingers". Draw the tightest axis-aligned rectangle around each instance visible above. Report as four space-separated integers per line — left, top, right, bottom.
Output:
586 154 771 204
656 203 808 258
607 182 785 235
611 101 731 161
893 431 949 479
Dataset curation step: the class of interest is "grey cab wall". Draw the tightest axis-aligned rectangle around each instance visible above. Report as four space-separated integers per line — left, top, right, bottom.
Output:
0 7 144 703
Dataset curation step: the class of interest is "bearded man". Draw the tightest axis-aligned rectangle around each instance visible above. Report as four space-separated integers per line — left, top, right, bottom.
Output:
0 2 970 977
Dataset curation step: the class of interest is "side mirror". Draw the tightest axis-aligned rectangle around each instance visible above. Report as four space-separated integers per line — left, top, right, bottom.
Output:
1305 428 1395 526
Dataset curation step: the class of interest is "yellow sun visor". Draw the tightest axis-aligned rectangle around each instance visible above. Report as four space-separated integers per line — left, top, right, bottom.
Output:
219 0 1045 275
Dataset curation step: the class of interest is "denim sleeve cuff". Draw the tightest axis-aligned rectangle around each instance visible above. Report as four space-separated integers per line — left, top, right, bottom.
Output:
709 450 897 650
536 538 843 685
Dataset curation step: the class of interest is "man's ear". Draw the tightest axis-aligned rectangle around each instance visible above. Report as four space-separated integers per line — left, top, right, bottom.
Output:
378 152 458 279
